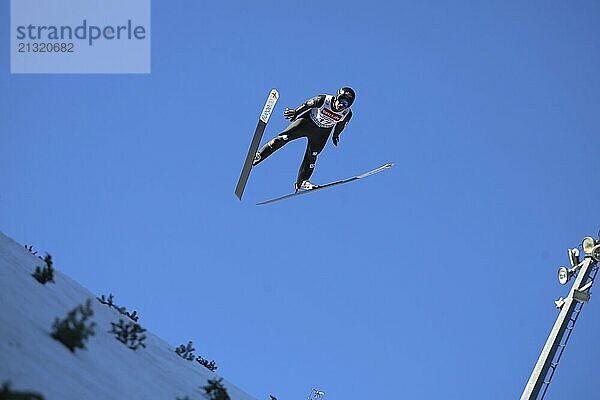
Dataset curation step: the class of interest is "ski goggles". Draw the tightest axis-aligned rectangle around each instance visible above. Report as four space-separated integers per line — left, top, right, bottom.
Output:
338 98 350 108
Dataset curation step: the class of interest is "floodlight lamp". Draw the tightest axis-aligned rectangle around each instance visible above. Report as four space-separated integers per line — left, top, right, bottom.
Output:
592 245 600 262
582 237 596 254
558 266 571 285
568 248 580 267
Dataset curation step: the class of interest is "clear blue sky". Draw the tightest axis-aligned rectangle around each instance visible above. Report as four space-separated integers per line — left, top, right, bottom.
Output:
2 1 600 399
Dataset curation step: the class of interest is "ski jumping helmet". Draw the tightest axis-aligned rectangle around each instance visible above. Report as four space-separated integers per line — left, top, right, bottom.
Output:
336 87 355 108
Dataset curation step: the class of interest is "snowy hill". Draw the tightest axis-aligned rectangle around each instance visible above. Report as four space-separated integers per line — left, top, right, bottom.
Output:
0 230 258 400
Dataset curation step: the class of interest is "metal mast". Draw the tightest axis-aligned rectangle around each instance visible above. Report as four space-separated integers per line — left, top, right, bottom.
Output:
521 234 600 400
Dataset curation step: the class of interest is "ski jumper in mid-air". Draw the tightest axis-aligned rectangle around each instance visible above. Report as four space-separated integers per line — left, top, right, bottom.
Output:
252 87 356 191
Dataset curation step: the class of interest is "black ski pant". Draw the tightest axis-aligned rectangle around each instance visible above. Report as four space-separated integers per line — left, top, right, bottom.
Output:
254 117 332 186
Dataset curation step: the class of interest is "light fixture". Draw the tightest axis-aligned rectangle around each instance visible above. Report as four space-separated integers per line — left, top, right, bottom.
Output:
592 245 600 262
557 266 572 285
568 248 580 267
582 237 597 254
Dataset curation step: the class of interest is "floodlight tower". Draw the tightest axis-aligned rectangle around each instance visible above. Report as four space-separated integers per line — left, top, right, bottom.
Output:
308 388 325 400
521 232 600 400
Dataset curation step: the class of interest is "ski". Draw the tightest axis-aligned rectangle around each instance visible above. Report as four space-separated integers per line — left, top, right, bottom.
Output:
256 162 394 205
235 89 279 200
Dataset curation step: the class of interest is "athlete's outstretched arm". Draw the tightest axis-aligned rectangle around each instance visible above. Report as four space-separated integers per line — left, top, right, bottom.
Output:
284 95 326 121
332 110 353 146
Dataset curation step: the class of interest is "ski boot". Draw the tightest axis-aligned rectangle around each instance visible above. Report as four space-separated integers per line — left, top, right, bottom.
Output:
252 152 261 166
295 180 318 192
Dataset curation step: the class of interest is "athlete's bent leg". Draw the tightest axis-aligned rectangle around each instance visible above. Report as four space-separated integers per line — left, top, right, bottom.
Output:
253 135 290 166
253 119 304 166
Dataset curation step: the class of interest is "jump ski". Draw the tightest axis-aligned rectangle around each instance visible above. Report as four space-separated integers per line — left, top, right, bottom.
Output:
235 89 279 200
257 162 394 205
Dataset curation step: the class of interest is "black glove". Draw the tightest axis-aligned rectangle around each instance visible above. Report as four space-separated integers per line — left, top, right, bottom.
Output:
284 107 297 120
332 133 340 146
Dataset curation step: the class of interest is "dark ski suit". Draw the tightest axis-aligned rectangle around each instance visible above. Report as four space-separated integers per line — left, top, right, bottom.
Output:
253 94 353 187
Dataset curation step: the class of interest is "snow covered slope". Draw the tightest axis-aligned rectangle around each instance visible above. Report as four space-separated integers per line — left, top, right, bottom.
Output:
0 230 258 400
